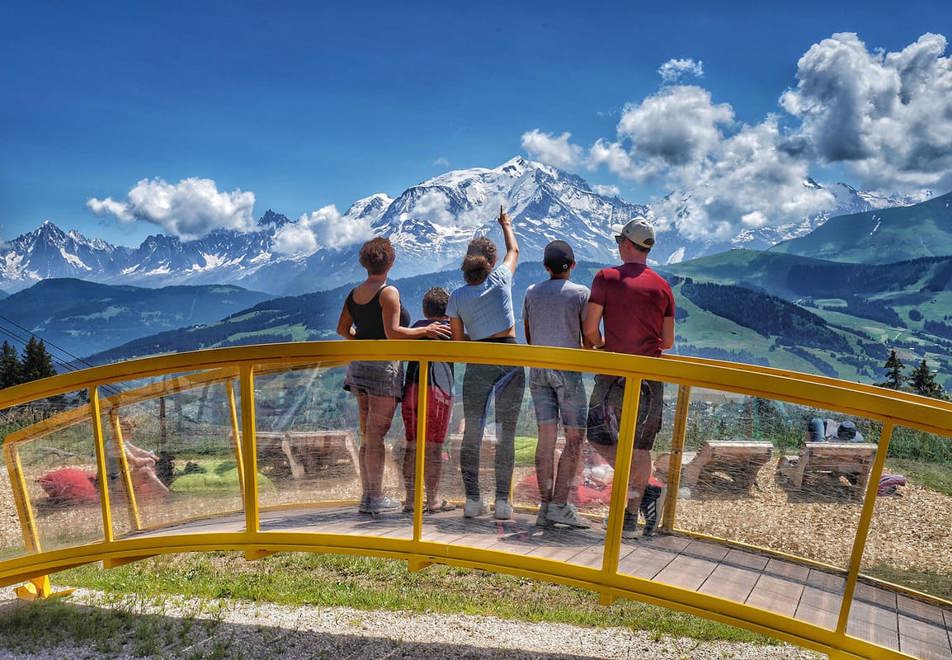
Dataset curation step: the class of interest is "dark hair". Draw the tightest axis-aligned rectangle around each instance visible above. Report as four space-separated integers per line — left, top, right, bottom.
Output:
462 255 492 285
633 242 651 254
358 237 395 275
466 236 497 265
422 287 450 318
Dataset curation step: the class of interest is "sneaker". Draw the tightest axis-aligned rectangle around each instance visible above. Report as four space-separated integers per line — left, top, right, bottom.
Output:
546 502 591 529
493 498 513 520
536 502 553 527
621 509 639 539
364 496 401 514
358 494 371 513
464 498 487 518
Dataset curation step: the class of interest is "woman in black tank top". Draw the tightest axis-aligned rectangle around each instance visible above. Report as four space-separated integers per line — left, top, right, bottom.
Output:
336 238 450 514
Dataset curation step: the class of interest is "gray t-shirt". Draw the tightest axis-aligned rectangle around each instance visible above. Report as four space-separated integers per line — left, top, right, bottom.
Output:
523 279 590 349
447 264 515 341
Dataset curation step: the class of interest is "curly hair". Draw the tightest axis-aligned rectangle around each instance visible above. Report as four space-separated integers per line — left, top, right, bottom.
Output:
466 236 497 265
358 237 395 275
422 287 450 318
461 255 493 285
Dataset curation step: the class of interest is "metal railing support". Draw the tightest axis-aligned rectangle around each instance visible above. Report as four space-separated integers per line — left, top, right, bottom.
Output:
89 386 114 543
660 385 691 532
412 361 429 543
109 411 142 532
239 365 259 534
835 420 895 634
226 380 246 497
3 443 40 553
599 376 642 602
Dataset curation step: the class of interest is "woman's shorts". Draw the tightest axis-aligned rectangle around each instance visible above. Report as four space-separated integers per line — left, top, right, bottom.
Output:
344 360 404 399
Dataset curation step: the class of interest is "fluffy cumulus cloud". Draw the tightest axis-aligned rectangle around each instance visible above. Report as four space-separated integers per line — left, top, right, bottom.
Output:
87 177 256 240
520 32 951 240
658 58 704 83
521 130 583 170
592 184 621 197
413 190 456 226
272 205 372 256
781 32 952 191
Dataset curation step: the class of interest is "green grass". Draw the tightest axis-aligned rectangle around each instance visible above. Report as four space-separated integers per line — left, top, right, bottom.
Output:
171 459 275 494
514 436 536 466
885 459 952 497
864 565 952 601
57 552 776 645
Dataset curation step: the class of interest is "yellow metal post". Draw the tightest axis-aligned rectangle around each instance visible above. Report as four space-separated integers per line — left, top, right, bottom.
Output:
4 444 41 553
412 360 429 543
226 380 246 496
110 412 142 531
239 365 259 535
660 385 691 532
89 386 114 543
835 420 895 635
600 377 642 590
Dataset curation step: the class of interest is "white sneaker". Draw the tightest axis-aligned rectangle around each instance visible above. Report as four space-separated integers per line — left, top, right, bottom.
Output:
464 498 487 518
493 498 513 520
546 502 591 528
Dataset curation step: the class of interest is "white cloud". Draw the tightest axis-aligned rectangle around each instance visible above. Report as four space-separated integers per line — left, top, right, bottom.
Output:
520 130 583 170
413 190 456 226
658 58 704 83
432 156 451 168
781 32 952 191
272 204 372 256
592 184 621 197
87 177 256 240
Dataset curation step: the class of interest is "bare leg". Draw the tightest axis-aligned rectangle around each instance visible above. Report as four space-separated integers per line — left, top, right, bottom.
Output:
424 442 443 508
355 393 370 499
364 394 398 498
627 448 652 516
552 427 584 505
134 466 170 495
534 422 558 505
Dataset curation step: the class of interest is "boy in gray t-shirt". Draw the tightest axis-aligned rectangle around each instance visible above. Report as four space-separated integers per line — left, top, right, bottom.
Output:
522 241 591 529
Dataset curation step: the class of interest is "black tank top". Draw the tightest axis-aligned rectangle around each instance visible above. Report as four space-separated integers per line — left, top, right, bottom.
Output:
345 285 410 339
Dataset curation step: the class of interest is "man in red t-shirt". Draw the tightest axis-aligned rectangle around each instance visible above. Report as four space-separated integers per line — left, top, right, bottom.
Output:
583 217 675 538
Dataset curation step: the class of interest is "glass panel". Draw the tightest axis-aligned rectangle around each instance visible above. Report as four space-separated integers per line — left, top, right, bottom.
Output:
105 371 244 537
5 392 104 554
253 361 411 539
850 426 952 655
424 360 611 569
621 388 876 627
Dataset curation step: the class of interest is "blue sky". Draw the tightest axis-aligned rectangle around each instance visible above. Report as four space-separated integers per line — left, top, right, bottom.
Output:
1 1 950 246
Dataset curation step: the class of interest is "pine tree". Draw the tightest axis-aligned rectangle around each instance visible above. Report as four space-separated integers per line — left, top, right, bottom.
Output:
20 337 56 383
0 341 22 389
910 359 945 399
877 350 905 390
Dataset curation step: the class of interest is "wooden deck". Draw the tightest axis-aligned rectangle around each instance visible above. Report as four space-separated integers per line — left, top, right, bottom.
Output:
132 505 952 660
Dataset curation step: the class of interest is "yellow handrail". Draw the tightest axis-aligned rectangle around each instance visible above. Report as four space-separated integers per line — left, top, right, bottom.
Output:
0 340 947 660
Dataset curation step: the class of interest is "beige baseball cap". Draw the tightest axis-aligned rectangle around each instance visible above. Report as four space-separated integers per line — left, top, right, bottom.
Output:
611 217 656 249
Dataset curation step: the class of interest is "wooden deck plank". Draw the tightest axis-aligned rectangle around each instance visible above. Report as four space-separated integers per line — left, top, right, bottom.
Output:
856 581 898 610
655 554 718 591
617 544 679 580
746 574 804 618
764 558 810 582
897 595 947 627
849 600 899 630
898 614 952 648
682 540 729 562
897 637 952 660
846 618 900 651
722 548 769 572
805 568 844 592
698 564 760 603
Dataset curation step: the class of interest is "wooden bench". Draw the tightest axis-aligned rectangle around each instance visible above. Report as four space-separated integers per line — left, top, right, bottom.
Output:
657 441 773 492
256 431 359 479
782 442 877 492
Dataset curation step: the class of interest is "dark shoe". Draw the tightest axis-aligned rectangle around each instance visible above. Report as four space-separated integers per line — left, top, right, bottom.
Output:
621 510 639 540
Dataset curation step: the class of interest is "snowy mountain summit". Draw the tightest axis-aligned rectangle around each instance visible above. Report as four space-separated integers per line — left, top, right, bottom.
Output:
0 157 928 295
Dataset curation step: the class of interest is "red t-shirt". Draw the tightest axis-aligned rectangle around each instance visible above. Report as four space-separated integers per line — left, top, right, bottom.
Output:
589 263 675 356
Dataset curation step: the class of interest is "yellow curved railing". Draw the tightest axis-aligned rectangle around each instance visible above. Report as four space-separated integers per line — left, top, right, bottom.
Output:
1 341 950 659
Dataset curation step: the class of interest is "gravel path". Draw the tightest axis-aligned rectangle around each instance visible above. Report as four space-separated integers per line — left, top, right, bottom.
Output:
0 589 820 659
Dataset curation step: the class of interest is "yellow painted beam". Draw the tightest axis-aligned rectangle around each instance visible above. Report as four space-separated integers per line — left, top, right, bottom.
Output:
239 365 259 534
660 385 691 532
600 377 641 577
89 387 114 543
110 411 142 531
412 360 429 542
226 380 246 497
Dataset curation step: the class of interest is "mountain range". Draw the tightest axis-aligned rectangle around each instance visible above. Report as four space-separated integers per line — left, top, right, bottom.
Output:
0 158 929 296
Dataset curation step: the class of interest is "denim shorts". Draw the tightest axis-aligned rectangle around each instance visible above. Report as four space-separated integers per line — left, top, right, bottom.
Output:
528 368 587 429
